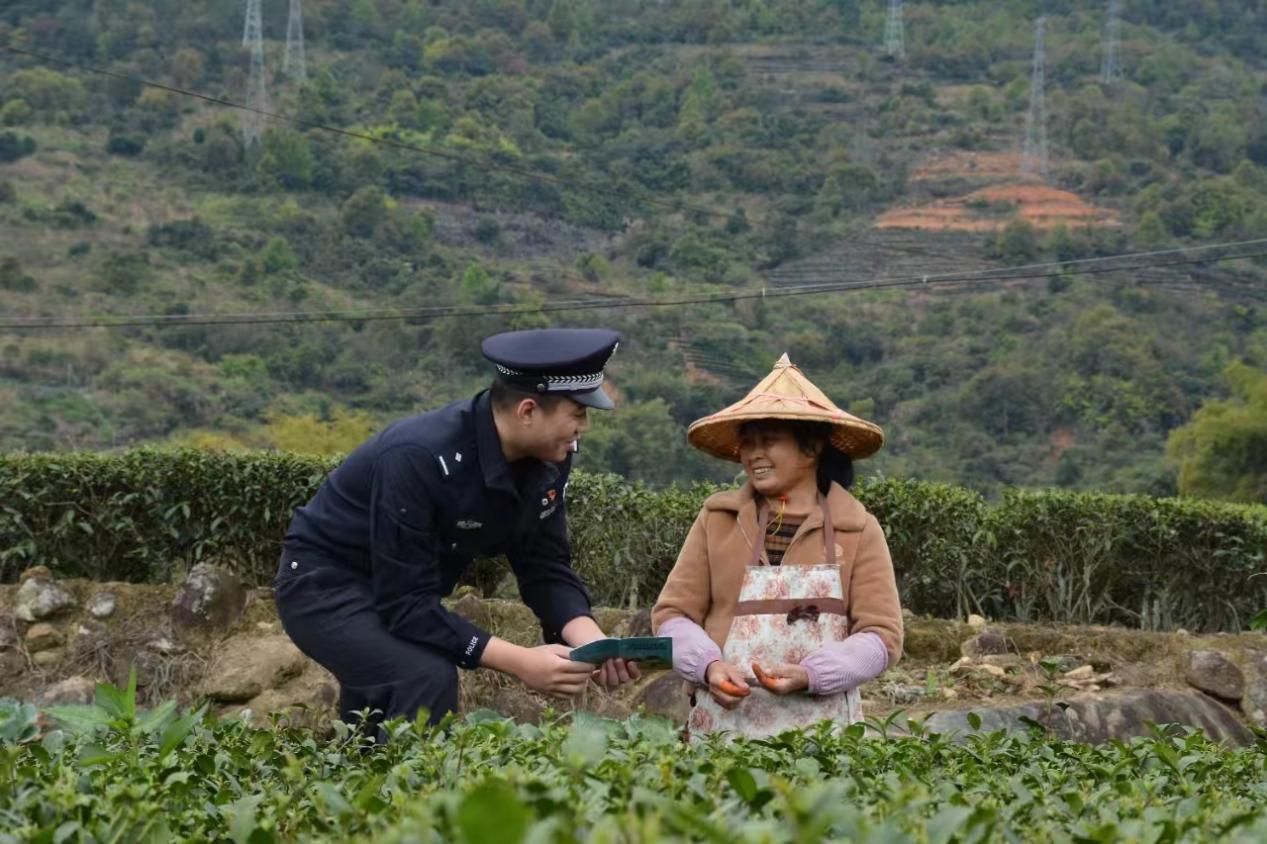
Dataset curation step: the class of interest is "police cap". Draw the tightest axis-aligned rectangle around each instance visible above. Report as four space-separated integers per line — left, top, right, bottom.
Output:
481 328 621 410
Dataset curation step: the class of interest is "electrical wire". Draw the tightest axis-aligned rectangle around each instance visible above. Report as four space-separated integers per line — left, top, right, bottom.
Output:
2 241 1265 331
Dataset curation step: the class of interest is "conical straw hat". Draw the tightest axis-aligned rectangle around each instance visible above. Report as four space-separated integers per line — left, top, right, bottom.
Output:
687 354 884 462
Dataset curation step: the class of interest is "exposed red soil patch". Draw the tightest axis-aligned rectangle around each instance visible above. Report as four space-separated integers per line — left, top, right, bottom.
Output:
912 150 1025 182
876 182 1120 233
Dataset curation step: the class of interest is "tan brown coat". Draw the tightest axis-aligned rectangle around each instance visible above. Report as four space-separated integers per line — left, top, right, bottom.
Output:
651 481 904 667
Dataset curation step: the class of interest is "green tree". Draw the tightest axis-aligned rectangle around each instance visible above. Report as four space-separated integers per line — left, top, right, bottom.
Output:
258 130 314 189
992 220 1039 264
459 262 500 304
1166 363 1267 503
1134 211 1170 249
340 186 389 238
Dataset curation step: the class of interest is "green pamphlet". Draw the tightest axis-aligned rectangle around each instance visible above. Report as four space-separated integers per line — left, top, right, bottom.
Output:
569 636 673 669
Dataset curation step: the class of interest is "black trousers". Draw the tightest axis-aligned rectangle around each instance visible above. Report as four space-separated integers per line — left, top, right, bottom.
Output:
273 549 458 737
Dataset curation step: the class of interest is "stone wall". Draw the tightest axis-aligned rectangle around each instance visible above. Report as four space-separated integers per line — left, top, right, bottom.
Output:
3 566 1266 745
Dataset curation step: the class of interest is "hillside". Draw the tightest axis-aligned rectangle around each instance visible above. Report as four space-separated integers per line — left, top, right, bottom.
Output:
2 0 1266 494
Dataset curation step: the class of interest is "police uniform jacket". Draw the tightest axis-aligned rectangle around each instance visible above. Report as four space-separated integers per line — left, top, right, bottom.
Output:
282 390 592 670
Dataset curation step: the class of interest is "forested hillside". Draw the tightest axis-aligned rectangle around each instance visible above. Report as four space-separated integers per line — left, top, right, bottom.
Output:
2 0 1266 495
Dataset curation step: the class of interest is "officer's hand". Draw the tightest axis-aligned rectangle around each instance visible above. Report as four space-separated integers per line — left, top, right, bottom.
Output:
591 657 641 690
704 660 751 710
517 644 594 698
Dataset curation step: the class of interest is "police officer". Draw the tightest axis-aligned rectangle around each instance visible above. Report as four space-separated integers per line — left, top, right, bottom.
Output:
273 328 639 734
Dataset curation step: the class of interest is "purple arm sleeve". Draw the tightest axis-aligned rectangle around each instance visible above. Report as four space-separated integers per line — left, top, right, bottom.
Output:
799 631 889 696
657 616 723 686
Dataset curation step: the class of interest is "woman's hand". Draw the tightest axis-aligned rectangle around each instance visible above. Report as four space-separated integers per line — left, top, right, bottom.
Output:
752 662 810 695
705 660 751 709
591 657 642 690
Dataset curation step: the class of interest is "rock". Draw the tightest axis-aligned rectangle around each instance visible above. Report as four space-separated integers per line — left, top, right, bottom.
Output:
1185 650 1244 701
977 664 1007 678
19 565 52 582
229 664 339 729
35 676 97 706
147 636 180 655
25 623 64 654
940 687 959 700
966 614 987 629
68 621 107 660
879 682 926 704
0 649 22 679
1063 665 1095 681
14 575 75 622
87 592 117 619
32 648 64 668
901 608 916 620
631 672 691 723
979 654 1022 669
900 689 1251 747
488 686 547 724
199 633 309 703
610 608 653 639
1243 677 1267 726
1037 654 1083 673
450 593 491 629
0 618 16 650
960 630 1008 658
171 563 247 637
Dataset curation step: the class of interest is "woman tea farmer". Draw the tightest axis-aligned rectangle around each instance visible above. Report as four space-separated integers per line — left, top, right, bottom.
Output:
652 355 903 739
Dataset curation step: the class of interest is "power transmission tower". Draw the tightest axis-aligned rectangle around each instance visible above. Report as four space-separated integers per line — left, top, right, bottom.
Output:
883 0 905 60
284 0 307 81
1100 0 1122 85
1021 16 1049 181
242 0 270 147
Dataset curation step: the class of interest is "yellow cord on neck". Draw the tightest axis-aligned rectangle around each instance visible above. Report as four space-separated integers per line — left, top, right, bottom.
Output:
768 495 788 536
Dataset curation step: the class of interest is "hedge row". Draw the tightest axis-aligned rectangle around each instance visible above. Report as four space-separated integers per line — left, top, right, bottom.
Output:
3 449 1266 631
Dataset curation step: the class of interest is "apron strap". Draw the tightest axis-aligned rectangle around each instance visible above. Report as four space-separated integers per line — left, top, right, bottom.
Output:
749 494 838 567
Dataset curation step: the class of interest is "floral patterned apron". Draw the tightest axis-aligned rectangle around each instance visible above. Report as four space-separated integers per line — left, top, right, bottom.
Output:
687 497 863 741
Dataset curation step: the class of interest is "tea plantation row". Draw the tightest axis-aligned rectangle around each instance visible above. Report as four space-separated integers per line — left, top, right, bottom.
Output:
3 449 1267 630
2 677 1267 843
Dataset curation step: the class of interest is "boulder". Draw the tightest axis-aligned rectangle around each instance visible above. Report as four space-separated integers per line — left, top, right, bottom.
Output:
24 623 64 654
1185 649 1244 701
171 564 247 637
630 671 691 723
14 575 75 622
488 686 546 724
610 608 653 639
199 633 309 703
35 675 97 706
1241 653 1267 726
904 689 1251 746
966 614 987 629
960 630 1008 658
87 592 117 619
226 664 339 729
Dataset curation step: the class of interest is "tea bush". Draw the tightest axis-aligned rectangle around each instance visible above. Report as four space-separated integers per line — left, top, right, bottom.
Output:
3 677 1267 843
2 450 1265 630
